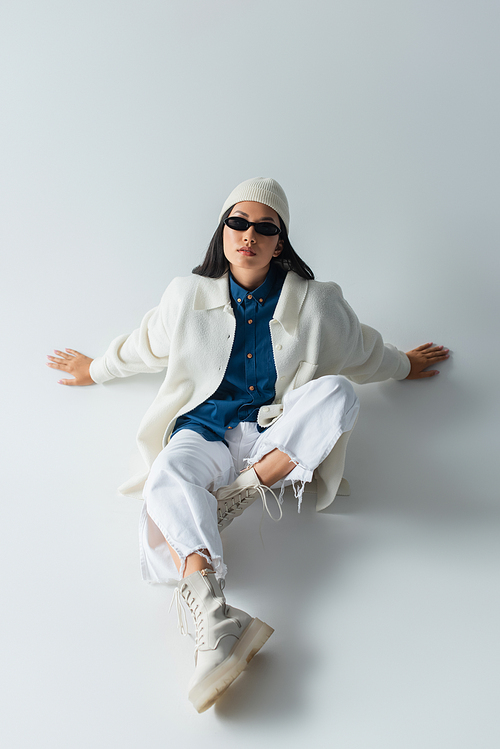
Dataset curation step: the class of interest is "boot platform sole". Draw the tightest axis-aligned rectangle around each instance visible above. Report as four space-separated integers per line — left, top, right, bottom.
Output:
189 618 274 713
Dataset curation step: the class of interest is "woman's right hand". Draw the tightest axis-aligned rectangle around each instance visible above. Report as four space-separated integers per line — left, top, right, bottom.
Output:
46 348 95 386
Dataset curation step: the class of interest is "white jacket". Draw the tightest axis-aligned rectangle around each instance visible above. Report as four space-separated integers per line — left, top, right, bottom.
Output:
90 271 410 509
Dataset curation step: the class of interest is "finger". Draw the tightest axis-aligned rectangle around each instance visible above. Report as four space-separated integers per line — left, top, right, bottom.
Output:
430 346 449 352
423 344 446 353
413 342 434 351
425 350 449 360
424 345 444 353
46 360 69 370
65 348 81 356
416 370 439 378
57 378 77 385
54 349 72 359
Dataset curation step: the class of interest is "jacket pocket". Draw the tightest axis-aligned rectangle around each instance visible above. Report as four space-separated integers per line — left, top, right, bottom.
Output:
292 361 318 390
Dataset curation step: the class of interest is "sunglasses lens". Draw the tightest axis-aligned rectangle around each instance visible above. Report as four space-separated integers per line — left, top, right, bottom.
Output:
225 217 248 231
256 223 280 236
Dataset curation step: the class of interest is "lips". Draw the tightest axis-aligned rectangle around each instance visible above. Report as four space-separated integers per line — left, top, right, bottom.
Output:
238 248 256 256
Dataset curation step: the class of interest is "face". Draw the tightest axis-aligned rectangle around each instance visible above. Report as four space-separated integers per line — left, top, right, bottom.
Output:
222 201 284 278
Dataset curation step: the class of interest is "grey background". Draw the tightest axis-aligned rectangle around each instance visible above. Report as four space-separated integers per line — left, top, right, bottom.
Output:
1 1 499 746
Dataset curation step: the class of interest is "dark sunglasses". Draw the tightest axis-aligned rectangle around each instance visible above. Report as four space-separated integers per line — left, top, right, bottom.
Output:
224 216 281 236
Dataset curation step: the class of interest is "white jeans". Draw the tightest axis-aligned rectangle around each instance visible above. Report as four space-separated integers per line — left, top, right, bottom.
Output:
140 375 359 584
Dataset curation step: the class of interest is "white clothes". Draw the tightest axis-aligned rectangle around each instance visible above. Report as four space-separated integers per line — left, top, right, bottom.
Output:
89 271 410 508
140 375 360 585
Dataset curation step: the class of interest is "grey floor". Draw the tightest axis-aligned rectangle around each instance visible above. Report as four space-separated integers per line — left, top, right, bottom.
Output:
2 2 500 747
3 350 499 747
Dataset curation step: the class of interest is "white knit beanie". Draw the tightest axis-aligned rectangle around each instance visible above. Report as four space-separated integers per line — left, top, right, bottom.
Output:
218 177 290 233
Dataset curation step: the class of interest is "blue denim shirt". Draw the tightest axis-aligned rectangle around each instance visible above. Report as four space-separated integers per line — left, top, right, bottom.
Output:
172 264 287 444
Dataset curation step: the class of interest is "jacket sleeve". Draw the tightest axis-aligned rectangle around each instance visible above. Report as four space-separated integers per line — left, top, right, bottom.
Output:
89 289 171 384
329 285 411 384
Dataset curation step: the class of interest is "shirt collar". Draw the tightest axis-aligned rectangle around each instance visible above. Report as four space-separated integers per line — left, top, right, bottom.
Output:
229 263 280 306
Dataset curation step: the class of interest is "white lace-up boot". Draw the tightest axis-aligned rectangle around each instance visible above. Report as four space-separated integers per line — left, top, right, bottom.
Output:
175 568 274 713
215 467 282 532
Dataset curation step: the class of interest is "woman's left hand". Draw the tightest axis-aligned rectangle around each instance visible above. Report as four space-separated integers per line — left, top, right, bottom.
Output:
405 342 450 379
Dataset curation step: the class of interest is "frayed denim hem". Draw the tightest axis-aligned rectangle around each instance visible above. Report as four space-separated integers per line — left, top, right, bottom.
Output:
242 444 314 513
178 547 228 582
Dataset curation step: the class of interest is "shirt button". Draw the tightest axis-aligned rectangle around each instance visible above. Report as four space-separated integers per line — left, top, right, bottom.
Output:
259 298 264 303
249 386 255 391
247 294 253 299
276 344 282 351
247 353 253 359
263 407 270 412
237 298 242 303
248 319 253 324
228 426 232 429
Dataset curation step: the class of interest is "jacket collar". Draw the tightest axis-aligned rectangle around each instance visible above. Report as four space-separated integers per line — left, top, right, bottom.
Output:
192 270 309 337
273 270 308 337
193 273 231 311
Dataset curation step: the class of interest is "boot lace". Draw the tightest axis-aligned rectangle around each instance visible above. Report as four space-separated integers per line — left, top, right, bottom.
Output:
170 585 206 649
217 483 283 526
